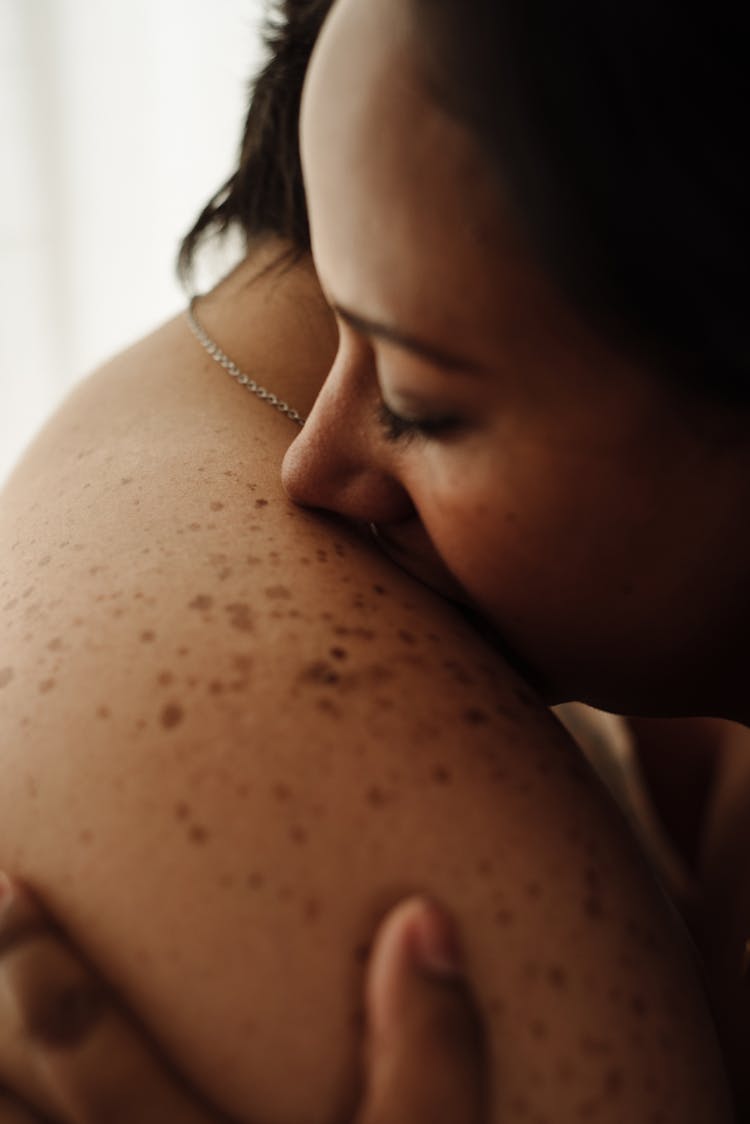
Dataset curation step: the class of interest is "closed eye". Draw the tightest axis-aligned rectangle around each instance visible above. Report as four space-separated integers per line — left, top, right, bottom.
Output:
377 402 460 443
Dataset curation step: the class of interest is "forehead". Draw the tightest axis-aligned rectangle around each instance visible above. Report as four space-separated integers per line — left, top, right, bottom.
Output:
300 0 524 347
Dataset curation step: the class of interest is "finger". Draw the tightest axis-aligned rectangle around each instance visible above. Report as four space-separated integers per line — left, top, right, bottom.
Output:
357 897 488 1124
0 875 229 1124
0 877 72 1119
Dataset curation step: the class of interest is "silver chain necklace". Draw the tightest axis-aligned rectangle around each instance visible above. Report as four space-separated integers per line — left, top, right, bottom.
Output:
185 296 306 427
187 296 388 558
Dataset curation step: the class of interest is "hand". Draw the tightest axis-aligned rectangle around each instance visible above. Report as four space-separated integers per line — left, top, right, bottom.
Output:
0 874 487 1123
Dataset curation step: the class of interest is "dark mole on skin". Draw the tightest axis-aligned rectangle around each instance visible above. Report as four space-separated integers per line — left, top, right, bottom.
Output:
210 501 224 512
265 586 292 600
255 499 268 508
366 786 389 808
188 824 209 845
189 594 214 612
161 703 184 730
157 671 174 687
39 678 56 693
316 698 342 718
299 661 340 687
303 897 321 923
353 941 371 965
225 603 254 633
232 654 254 675
140 630 156 643
330 647 348 661
547 964 568 989
444 659 475 686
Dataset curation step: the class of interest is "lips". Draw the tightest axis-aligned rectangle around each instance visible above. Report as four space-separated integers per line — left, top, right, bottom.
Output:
368 520 471 604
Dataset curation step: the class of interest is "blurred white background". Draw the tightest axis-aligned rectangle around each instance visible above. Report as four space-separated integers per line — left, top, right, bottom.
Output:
0 0 265 486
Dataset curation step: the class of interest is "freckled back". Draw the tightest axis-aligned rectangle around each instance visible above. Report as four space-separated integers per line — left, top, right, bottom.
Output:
0 312 733 1123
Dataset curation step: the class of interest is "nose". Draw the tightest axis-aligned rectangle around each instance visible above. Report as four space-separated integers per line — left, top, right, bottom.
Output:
281 347 414 525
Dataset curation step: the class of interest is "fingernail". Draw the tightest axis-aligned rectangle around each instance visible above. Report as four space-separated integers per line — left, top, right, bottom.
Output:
409 900 464 979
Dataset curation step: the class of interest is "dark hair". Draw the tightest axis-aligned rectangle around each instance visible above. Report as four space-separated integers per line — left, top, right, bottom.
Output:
178 0 330 280
415 1 749 402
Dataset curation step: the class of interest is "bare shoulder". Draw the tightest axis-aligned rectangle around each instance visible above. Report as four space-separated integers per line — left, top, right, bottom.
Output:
0 312 537 760
0 322 733 1122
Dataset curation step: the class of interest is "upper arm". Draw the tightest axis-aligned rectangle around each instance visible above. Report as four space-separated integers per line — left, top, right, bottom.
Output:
0 362 732 1123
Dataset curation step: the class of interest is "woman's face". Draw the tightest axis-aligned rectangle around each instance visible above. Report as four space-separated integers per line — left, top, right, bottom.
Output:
283 0 750 718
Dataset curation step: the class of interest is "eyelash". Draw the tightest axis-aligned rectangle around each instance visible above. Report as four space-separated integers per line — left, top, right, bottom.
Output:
377 401 458 443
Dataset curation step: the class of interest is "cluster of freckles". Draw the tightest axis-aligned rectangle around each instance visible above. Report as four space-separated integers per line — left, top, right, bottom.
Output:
0 465 697 1124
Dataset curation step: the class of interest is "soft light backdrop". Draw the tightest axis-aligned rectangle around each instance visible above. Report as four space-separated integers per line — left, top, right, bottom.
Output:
0 0 265 485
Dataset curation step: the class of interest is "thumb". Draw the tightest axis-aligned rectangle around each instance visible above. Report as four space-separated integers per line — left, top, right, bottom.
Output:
356 897 488 1124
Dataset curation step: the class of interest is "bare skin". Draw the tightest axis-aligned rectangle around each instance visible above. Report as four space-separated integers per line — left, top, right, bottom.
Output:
0 879 486 1124
282 0 750 1107
0 245 733 1121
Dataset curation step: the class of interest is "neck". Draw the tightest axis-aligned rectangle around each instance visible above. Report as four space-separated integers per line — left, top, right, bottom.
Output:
194 238 338 419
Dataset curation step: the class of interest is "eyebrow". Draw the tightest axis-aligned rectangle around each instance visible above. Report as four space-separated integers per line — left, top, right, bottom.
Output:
332 303 480 373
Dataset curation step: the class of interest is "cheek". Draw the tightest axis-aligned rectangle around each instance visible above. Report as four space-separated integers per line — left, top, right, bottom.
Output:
414 463 526 614
413 451 611 629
